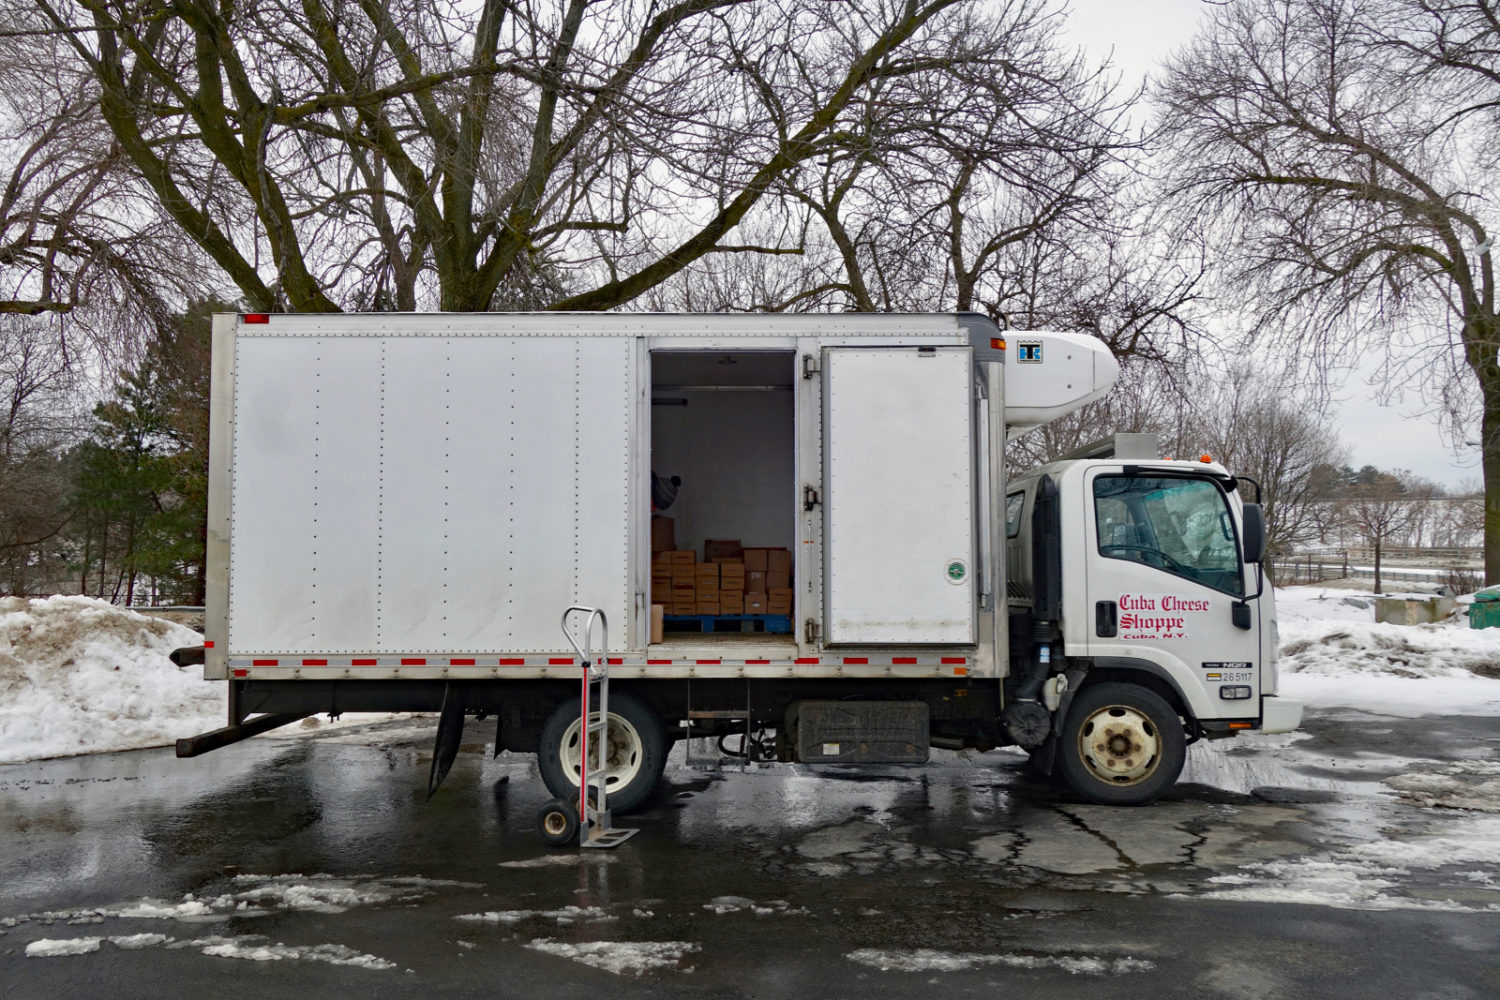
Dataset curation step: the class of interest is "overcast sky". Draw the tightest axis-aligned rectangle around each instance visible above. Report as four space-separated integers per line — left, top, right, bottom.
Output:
1061 0 1477 490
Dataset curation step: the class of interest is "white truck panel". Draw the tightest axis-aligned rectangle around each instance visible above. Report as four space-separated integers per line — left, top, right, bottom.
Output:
823 347 975 645
227 332 633 654
1003 331 1120 440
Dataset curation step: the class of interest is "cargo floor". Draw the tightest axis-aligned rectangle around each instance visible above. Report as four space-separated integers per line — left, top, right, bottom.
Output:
650 633 797 655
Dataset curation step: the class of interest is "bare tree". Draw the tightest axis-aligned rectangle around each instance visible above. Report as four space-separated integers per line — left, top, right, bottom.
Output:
1187 369 1349 563
1158 0 1500 581
17 0 1056 315
1340 469 1433 592
0 317 81 594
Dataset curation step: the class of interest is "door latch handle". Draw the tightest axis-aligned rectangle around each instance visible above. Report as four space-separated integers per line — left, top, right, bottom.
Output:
803 485 821 511
1095 600 1118 637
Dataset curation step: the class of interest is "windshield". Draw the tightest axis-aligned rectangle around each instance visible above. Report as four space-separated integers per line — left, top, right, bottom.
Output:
1093 475 1244 596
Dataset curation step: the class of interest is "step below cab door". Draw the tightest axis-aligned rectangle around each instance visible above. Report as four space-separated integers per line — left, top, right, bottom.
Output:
1082 469 1262 721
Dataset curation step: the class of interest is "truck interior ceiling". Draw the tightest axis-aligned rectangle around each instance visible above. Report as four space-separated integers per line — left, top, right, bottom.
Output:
650 351 795 644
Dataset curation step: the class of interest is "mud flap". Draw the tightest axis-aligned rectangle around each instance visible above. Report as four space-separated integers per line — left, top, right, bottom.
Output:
427 682 470 799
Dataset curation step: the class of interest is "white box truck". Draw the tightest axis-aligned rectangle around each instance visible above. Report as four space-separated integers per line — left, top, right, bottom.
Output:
175 312 1301 809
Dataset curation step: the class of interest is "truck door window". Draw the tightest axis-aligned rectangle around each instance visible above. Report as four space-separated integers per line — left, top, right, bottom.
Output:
1093 476 1244 596
1004 491 1025 538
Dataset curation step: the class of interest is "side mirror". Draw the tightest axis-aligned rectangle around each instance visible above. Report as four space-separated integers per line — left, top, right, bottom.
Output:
1241 503 1266 564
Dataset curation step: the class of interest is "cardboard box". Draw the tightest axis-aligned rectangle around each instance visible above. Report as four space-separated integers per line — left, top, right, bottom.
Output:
671 567 696 585
696 600 720 615
745 594 769 614
669 550 696 565
767 570 791 590
651 515 675 553
747 570 766 593
767 548 792 574
652 549 671 566
671 603 696 616
695 564 720 585
704 539 742 562
768 600 792 615
718 561 745 581
671 583 696 601
720 594 744 614
695 587 719 602
744 548 769 572
769 587 794 603
650 604 664 644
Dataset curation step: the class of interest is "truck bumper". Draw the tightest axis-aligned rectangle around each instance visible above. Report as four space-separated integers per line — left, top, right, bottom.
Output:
1260 695 1303 734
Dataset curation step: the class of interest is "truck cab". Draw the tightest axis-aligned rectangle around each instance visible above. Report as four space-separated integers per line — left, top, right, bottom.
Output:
1003 444 1300 804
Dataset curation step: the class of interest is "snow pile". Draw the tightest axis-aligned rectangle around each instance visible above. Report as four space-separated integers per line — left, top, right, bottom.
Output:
6 875 465 929
846 948 1154 975
1198 814 1500 912
455 905 614 925
24 933 172 958
524 939 699 975
0 596 218 763
1384 761 1500 812
1275 587 1500 716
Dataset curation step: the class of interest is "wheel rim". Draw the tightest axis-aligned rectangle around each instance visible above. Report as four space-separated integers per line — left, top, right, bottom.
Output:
1077 705 1162 786
559 712 644 795
542 809 571 837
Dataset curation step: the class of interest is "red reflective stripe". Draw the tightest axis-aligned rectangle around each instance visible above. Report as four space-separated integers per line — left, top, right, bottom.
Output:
548 658 574 665
843 657 868 665
352 658 376 666
498 658 525 666
232 669 248 678
252 659 277 666
450 658 476 666
204 640 215 649
941 657 967 664
242 313 269 324
745 659 771 664
301 659 327 666
646 659 672 665
400 658 426 665
892 657 917 664
607 658 623 665
795 657 820 664
696 659 721 665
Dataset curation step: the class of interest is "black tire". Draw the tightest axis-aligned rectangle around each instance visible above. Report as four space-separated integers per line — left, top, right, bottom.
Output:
1055 682 1185 806
536 798 579 846
537 690 667 814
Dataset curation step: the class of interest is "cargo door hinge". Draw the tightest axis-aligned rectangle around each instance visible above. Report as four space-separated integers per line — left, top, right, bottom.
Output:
805 618 820 645
802 354 821 379
803 485 821 511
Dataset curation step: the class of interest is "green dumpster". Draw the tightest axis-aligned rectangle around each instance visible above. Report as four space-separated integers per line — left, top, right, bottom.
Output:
1470 587 1500 629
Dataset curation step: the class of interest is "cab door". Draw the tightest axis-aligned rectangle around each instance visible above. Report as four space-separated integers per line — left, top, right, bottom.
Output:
1082 470 1261 720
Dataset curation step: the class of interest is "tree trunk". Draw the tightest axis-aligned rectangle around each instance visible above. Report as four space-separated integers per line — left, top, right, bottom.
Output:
1373 539 1382 595
1484 389 1500 586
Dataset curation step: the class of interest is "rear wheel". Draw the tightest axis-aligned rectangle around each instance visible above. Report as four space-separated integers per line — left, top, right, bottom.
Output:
537 691 667 814
1055 682 1185 805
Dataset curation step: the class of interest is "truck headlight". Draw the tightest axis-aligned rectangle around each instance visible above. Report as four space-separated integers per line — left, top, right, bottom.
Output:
1220 685 1252 700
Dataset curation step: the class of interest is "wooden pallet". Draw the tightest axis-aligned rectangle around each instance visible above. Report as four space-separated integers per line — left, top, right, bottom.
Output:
662 613 793 634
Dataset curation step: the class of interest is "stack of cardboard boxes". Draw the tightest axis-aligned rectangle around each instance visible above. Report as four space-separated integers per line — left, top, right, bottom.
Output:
649 517 793 628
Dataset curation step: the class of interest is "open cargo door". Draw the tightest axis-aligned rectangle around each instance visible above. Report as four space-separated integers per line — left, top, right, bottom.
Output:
822 347 976 645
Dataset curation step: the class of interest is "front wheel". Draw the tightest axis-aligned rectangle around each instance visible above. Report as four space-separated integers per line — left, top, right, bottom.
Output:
1055 683 1185 806
537 691 667 814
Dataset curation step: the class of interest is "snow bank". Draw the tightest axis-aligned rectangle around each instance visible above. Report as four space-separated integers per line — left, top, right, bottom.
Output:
1275 587 1500 716
0 596 218 764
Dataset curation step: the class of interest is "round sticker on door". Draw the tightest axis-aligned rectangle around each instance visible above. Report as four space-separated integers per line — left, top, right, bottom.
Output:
945 559 969 585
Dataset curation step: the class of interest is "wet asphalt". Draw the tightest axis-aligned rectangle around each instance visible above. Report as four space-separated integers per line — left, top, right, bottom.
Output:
1 709 1497 999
